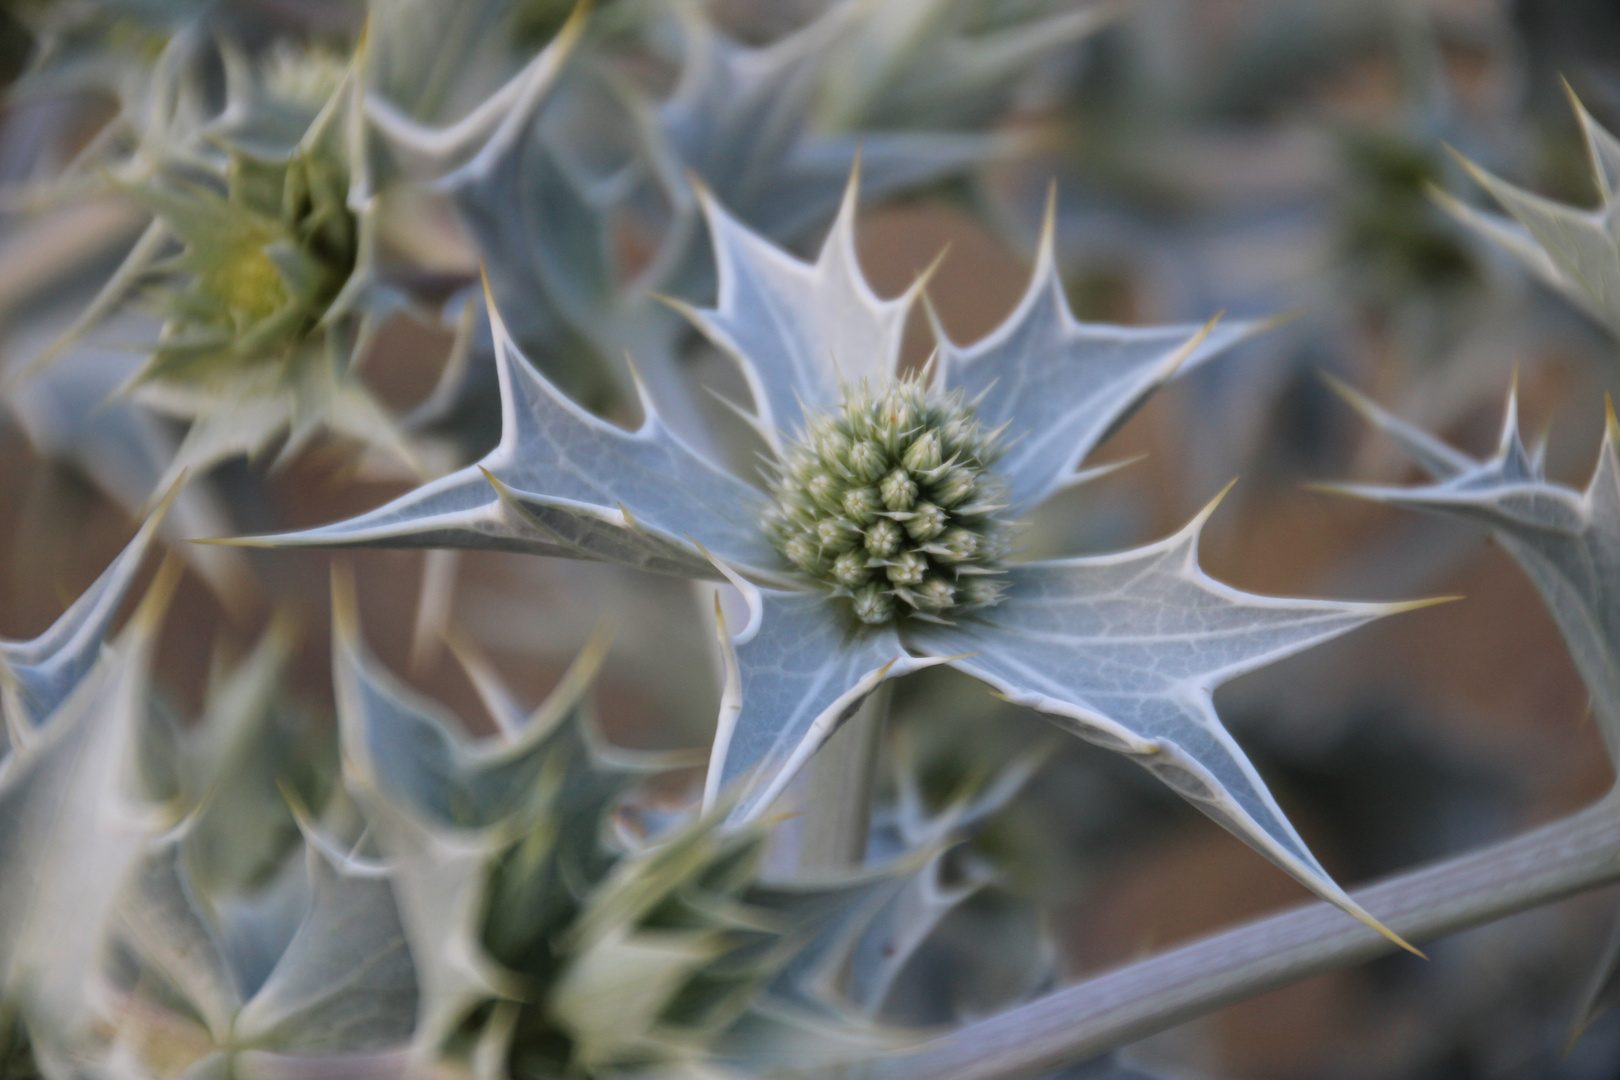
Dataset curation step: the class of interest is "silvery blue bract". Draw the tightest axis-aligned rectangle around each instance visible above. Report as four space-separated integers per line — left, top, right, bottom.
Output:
1332 379 1620 1039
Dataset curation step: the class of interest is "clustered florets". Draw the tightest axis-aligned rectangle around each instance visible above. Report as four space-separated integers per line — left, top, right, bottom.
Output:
765 375 1010 625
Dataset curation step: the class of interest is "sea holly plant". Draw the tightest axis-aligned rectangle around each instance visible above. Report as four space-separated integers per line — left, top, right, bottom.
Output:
838 382 1620 1080
233 172 1436 946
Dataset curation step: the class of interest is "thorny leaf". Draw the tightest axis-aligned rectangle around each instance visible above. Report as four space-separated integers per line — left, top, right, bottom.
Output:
364 0 587 188
649 3 1006 246
907 492 1434 942
1435 86 1620 341
0 492 173 738
231 293 781 579
934 197 1264 513
704 565 948 824
672 172 922 452
447 0 1013 444
104 833 415 1074
0 558 177 1052
1330 380 1620 1036
819 0 1118 131
326 572 920 1078
329 571 543 1060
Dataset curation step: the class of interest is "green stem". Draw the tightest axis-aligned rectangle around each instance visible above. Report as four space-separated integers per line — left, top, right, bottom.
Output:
800 685 892 871
869 791 1620 1080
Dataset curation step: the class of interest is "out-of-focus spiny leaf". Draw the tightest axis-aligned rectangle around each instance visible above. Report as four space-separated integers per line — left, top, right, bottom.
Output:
0 556 177 1055
819 0 1117 132
1331 380 1620 1041
0 491 172 738
1435 87 1620 341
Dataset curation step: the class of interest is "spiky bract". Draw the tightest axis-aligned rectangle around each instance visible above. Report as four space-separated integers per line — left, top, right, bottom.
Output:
765 375 1009 625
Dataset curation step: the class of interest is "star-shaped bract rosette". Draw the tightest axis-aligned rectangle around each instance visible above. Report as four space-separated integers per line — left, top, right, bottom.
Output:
234 173 1424 939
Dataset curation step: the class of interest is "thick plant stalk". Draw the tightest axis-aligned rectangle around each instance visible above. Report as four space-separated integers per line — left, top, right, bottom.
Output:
869 792 1620 1080
801 685 892 870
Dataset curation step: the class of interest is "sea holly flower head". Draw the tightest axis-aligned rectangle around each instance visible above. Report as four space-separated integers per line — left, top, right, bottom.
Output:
13 14 585 492
130 103 359 390
237 170 1432 945
11 31 410 489
765 374 1010 625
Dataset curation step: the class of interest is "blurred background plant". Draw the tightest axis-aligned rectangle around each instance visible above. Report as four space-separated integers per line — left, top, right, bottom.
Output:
4 1 1620 1078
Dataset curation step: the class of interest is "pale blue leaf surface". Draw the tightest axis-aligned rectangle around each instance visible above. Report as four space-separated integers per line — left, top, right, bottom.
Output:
110 834 416 1060
655 3 846 223
112 838 244 1043
937 217 1260 513
906 497 1418 933
328 574 672 1059
330 578 527 1056
0 496 169 734
676 176 919 450
234 301 780 580
366 3 585 188
1332 382 1620 1037
0 563 172 1042
1334 388 1620 759
230 845 416 1055
706 566 943 824
651 4 1015 247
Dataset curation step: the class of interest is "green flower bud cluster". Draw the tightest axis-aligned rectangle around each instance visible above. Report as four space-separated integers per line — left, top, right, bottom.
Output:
138 124 359 387
765 375 1010 625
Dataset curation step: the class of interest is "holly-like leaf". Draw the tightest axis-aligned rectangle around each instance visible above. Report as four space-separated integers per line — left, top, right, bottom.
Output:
0 493 172 737
674 173 922 451
649 3 1008 247
111 837 245 1054
107 833 415 1071
0 558 177 1047
906 493 1429 942
1330 382 1620 1034
844 736 1048 1016
330 576 539 1058
230 297 782 580
1435 87 1620 340
178 613 333 899
365 2 586 188
228 844 416 1056
328 570 675 1062
703 564 946 824
1332 386 1620 763
935 202 1263 513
